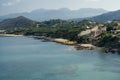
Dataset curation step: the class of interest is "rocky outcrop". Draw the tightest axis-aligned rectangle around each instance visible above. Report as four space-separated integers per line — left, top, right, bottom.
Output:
75 44 96 50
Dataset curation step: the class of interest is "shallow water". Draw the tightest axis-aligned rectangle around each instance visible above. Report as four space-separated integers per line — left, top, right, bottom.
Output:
0 37 120 80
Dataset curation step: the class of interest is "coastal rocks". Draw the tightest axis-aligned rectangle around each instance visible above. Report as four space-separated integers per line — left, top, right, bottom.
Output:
33 36 77 45
103 48 120 54
75 44 96 50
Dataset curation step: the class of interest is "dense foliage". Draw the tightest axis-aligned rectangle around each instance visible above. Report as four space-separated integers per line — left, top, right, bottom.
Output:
97 32 120 48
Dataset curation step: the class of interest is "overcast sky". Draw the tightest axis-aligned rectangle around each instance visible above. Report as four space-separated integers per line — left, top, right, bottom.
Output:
0 0 120 16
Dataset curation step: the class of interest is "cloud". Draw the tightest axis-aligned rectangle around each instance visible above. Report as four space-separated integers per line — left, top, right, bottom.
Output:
16 0 21 3
2 0 21 6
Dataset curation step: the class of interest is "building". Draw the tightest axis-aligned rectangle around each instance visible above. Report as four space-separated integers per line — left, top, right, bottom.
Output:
0 30 6 34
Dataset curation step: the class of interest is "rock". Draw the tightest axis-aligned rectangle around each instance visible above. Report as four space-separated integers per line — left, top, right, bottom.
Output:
75 44 96 50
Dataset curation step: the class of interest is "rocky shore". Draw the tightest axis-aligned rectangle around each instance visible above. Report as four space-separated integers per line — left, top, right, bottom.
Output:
33 36 76 45
33 36 97 50
103 48 120 53
75 44 97 50
33 36 120 53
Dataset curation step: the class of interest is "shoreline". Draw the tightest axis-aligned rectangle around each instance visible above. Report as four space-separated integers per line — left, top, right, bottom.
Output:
33 36 76 45
33 36 97 50
0 34 119 53
32 36 120 53
0 34 23 37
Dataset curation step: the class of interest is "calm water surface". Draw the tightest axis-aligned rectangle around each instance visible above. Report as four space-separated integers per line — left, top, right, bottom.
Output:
0 37 120 80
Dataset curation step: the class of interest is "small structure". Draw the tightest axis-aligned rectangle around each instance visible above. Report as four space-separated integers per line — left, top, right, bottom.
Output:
113 21 120 30
117 33 120 38
111 21 120 34
0 30 6 34
52 24 58 27
36 24 44 28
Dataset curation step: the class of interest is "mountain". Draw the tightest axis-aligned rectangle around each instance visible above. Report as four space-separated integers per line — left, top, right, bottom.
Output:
90 10 120 22
0 8 107 21
0 16 36 29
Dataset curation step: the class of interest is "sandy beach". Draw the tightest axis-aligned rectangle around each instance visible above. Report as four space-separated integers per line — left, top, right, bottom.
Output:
53 38 77 45
0 34 23 37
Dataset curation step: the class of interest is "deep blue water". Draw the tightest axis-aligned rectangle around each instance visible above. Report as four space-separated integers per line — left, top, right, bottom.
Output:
0 37 120 80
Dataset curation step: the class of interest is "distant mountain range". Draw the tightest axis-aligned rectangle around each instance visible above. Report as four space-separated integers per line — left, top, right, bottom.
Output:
0 8 107 21
1 9 120 29
0 16 36 29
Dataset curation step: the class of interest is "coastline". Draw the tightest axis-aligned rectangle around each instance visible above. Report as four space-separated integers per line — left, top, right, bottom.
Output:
0 34 119 53
33 36 97 50
0 34 23 37
31 36 120 53
33 36 76 45
102 47 120 53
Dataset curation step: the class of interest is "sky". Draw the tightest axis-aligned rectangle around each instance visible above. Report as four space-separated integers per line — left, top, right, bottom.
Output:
0 0 120 16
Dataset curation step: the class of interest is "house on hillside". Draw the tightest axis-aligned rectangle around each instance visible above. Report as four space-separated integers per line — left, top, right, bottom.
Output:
113 21 120 30
36 23 47 28
113 25 120 30
36 24 42 28
111 21 120 34
0 30 6 34
117 33 120 38
52 24 58 27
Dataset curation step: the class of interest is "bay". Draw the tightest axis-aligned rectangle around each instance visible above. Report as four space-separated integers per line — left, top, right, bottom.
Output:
0 37 120 80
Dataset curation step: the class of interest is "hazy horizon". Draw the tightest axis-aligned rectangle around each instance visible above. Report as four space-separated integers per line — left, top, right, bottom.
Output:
0 0 120 16
0 7 108 16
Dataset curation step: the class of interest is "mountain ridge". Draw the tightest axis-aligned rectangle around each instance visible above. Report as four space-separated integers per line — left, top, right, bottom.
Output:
90 10 120 22
0 8 107 21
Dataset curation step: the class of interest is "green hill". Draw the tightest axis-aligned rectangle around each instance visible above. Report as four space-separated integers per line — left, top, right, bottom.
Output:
0 16 36 29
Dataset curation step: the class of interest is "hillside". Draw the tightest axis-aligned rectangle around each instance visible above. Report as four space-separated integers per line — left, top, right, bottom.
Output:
0 16 36 29
91 10 120 22
0 8 107 21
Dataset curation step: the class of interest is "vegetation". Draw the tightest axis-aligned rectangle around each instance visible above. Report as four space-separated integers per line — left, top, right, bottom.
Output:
97 32 120 48
0 16 120 53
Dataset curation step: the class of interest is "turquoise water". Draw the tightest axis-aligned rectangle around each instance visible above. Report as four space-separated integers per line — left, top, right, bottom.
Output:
0 37 120 80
